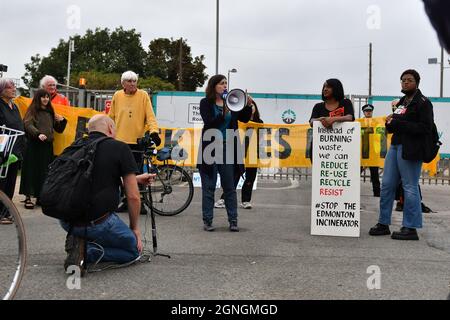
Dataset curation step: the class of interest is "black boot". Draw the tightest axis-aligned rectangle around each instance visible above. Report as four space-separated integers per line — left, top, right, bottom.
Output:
391 227 419 240
369 223 391 236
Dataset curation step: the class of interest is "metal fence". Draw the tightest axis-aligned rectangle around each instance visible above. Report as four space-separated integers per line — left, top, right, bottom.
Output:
255 159 450 185
31 87 156 112
182 162 450 185
31 87 115 111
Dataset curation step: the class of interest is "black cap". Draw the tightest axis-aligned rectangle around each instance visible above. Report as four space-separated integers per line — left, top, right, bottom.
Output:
362 104 374 112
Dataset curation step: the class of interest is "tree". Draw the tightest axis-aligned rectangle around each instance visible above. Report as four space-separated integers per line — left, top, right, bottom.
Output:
70 27 147 76
22 27 147 90
145 38 207 91
22 54 42 90
22 28 207 92
70 71 175 91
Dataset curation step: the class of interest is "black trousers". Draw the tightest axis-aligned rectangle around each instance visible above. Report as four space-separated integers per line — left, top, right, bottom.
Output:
0 161 21 199
119 144 144 207
220 168 258 203
241 167 257 203
0 161 21 218
369 167 380 196
128 144 144 173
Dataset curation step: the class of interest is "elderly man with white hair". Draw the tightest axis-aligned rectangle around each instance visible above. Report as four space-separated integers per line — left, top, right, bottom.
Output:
109 71 159 148
109 71 160 212
40 75 70 106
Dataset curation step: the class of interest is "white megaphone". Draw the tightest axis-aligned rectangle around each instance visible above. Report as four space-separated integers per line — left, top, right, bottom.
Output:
222 89 247 112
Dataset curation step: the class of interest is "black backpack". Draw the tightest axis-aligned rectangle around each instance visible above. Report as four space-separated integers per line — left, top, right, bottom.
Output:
423 122 442 163
40 136 111 222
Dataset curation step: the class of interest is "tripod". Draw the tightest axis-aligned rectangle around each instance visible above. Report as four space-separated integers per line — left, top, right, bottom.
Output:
141 164 171 261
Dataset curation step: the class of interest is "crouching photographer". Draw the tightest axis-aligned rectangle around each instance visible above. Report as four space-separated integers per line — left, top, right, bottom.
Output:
60 115 156 274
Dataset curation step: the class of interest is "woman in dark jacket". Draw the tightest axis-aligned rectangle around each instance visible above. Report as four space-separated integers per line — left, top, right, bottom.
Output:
0 78 26 224
214 100 263 210
308 78 355 162
19 89 67 209
309 78 355 127
369 69 433 240
197 74 252 232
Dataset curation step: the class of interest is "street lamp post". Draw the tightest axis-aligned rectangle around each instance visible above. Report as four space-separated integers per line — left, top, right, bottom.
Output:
228 68 237 89
428 46 450 97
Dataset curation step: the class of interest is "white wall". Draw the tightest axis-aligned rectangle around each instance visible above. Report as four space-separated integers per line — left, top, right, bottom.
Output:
155 92 449 155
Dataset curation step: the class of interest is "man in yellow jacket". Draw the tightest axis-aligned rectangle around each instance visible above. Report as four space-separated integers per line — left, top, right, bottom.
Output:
109 70 160 212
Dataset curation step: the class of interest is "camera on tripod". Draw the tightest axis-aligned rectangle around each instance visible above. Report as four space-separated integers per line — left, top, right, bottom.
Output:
137 131 155 154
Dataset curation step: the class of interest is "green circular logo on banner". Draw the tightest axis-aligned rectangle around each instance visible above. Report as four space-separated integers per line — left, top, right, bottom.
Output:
282 109 296 124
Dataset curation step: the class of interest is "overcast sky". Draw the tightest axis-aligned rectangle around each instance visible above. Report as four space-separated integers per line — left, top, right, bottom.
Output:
1 0 448 97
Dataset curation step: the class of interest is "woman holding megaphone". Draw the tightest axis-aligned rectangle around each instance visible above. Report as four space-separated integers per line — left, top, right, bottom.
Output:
197 74 253 232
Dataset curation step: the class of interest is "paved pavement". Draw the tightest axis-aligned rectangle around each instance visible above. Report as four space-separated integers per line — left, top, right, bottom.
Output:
8 178 450 300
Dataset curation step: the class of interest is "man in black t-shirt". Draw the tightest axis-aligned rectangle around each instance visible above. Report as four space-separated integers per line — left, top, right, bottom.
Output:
61 114 155 273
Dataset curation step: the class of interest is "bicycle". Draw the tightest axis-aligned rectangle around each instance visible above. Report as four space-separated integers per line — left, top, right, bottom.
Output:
140 141 194 216
0 126 26 300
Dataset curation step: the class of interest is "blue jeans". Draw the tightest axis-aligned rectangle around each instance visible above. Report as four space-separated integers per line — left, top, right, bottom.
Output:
61 213 139 264
200 163 238 225
379 144 423 228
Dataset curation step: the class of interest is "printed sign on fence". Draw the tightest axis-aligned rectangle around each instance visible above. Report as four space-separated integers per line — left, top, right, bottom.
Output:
188 103 203 124
192 172 257 190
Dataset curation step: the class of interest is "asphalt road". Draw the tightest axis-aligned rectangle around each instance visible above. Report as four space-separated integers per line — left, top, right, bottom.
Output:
7 178 450 300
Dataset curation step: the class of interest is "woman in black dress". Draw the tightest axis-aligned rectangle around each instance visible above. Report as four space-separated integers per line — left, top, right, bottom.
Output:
19 89 67 209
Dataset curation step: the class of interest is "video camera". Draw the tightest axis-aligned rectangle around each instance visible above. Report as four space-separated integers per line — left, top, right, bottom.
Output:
137 131 155 152
0 64 8 72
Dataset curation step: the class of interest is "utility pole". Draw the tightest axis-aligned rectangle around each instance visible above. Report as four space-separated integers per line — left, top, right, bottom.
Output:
216 0 219 75
440 46 444 97
369 42 372 97
66 39 75 97
428 46 449 97
178 37 183 91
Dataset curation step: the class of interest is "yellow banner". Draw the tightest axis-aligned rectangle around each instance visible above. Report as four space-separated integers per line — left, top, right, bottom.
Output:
13 96 439 175
14 96 101 155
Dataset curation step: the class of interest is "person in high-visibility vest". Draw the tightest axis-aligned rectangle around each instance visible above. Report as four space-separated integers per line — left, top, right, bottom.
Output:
360 104 380 197
40 75 70 106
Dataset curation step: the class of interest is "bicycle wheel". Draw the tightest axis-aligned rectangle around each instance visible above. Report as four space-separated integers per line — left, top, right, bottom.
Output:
150 165 194 216
0 191 27 300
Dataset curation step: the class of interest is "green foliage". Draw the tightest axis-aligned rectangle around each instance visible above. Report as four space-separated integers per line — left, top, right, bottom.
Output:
22 28 208 93
138 76 176 91
70 71 175 91
71 71 121 90
22 54 42 90
145 38 208 91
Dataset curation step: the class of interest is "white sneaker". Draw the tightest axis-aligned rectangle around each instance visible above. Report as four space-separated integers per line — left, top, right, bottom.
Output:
240 202 252 209
214 199 225 208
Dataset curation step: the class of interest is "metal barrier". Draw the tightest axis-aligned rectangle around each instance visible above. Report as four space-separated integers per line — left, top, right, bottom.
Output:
31 87 154 112
30 88 79 106
85 90 115 112
272 159 450 185
31 87 114 110
181 164 449 185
